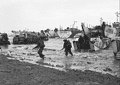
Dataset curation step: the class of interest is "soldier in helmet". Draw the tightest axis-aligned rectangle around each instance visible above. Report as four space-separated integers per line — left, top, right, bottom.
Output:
33 37 45 59
61 39 73 56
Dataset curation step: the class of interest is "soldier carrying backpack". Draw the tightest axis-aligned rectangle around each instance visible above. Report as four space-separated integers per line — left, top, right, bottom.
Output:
61 39 73 56
33 37 45 59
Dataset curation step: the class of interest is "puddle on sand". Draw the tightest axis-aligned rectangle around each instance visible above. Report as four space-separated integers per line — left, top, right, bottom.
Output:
0 38 120 77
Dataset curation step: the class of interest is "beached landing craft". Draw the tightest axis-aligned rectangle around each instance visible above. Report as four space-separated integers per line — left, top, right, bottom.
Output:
108 22 120 60
73 22 120 60
13 32 48 44
57 21 81 38
56 29 81 38
0 33 10 45
57 30 72 38
73 22 110 51
45 29 81 39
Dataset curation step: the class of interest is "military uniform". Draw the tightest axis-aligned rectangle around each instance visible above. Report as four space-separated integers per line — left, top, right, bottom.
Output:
33 38 45 59
62 39 73 56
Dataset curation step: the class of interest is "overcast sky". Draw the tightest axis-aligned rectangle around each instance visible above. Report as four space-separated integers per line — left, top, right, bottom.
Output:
0 0 119 33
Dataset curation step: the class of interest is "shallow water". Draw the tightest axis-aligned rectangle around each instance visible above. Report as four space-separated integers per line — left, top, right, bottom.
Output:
0 38 120 77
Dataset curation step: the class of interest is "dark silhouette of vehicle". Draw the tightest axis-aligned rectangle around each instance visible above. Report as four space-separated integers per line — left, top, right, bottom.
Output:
13 32 48 44
0 33 10 45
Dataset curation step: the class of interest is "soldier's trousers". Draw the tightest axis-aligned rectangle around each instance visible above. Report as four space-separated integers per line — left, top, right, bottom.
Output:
65 48 73 56
38 47 44 58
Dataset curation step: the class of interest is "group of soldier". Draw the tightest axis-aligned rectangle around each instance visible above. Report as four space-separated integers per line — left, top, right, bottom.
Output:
33 37 73 59
34 33 91 59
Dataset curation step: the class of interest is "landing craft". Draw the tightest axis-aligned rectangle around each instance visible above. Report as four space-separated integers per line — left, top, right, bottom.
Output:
108 22 120 60
46 29 81 39
57 30 72 38
73 22 120 60
57 29 81 38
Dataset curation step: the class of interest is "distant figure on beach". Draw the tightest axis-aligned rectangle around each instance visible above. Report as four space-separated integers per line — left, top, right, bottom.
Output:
33 37 45 59
0 46 2 51
101 22 106 37
78 33 85 52
61 39 73 56
83 34 90 51
78 33 90 52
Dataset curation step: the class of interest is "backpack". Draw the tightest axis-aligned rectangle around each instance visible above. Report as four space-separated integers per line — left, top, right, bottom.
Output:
38 40 45 48
67 40 72 48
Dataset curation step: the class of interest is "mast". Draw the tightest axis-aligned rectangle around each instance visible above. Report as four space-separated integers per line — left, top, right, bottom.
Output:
115 12 119 22
72 21 77 28
115 0 120 22
100 17 103 25
119 0 120 22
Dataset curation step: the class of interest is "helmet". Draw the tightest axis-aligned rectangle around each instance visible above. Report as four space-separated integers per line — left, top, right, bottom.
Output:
63 38 67 42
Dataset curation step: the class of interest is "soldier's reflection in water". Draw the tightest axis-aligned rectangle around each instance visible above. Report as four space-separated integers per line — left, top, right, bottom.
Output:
113 59 120 78
63 57 73 71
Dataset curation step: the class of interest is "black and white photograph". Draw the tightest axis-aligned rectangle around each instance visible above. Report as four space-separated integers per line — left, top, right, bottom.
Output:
0 0 120 85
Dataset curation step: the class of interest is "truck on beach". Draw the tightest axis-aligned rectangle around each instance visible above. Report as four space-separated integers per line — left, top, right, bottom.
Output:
13 32 48 44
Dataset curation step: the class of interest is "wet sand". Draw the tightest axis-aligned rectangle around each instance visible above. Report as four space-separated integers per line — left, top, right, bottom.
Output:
0 54 120 85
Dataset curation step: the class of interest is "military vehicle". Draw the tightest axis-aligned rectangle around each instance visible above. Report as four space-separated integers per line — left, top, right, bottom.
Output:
0 33 10 45
13 32 48 44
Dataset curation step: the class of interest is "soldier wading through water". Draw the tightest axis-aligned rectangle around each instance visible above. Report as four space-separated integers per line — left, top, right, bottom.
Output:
61 39 73 56
33 37 45 59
